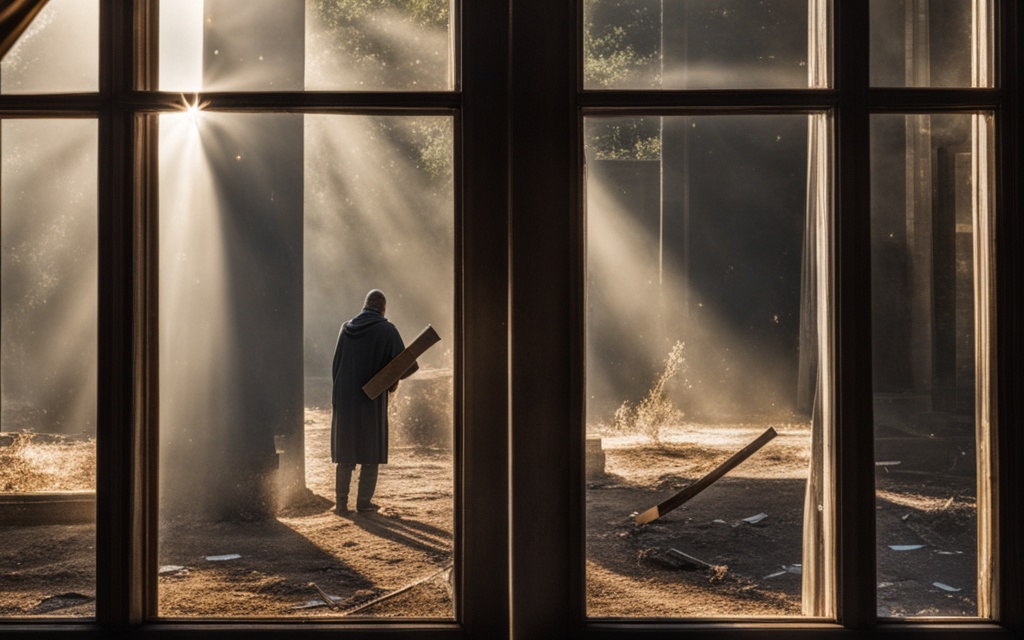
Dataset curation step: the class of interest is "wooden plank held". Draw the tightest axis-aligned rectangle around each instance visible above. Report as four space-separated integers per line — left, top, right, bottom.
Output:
634 426 778 525
362 325 441 400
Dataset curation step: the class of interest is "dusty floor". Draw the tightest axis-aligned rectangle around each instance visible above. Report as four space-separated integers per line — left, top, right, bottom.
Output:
0 409 455 620
586 424 978 618
0 413 979 620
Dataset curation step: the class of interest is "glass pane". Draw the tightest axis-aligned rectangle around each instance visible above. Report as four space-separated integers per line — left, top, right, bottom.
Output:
870 0 993 87
0 0 99 94
159 0 453 92
871 113 993 618
583 0 830 90
158 111 454 618
585 114 834 618
1 119 98 618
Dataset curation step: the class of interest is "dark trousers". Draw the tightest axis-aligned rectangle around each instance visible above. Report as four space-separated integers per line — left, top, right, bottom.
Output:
336 462 379 508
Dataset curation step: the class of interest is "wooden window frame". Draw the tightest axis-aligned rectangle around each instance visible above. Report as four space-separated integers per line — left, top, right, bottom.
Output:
510 0 1021 638
1 0 1020 638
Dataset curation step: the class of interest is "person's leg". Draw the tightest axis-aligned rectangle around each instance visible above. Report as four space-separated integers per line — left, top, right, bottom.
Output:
355 463 380 511
336 463 355 513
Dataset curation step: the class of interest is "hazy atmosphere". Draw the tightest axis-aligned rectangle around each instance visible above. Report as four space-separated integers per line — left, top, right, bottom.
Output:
0 0 991 623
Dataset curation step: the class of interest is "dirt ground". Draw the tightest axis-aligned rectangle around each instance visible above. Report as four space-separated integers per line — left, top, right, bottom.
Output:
1 414 978 620
0 408 455 620
586 423 978 618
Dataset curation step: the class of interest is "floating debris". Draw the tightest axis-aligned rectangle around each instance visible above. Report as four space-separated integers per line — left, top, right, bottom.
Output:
878 582 894 588
766 564 802 578
311 582 341 610
290 595 344 610
742 513 768 525
712 519 727 524
933 582 961 592
888 544 924 551
158 565 186 574
646 548 713 571
205 553 241 562
935 550 963 556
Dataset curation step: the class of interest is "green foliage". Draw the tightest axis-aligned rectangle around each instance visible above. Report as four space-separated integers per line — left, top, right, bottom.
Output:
583 0 661 88
314 0 449 29
612 341 686 442
367 117 452 182
408 118 453 180
309 0 451 90
587 117 662 161
585 26 648 87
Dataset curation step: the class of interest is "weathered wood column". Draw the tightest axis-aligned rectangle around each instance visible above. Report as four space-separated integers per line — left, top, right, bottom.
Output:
203 0 306 517
163 0 306 520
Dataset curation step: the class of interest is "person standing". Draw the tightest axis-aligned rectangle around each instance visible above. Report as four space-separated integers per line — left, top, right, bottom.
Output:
331 289 417 513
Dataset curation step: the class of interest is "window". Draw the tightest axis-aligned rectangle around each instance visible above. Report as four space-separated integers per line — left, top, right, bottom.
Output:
1 0 1020 638
156 109 456 619
870 112 994 618
2 0 503 632
0 0 99 94
1 118 99 619
584 112 835 619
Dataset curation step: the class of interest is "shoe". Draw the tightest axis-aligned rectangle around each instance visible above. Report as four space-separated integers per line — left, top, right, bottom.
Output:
356 502 380 513
334 501 350 515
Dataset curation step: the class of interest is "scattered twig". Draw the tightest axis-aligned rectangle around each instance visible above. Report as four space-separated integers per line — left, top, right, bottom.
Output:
310 582 341 610
339 562 453 616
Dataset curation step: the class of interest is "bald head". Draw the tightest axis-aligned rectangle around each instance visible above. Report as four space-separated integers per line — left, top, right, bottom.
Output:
364 289 387 314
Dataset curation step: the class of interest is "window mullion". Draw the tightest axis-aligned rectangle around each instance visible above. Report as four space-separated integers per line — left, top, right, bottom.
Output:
459 0 512 635
995 0 1022 628
509 0 576 635
834 0 876 631
95 0 148 626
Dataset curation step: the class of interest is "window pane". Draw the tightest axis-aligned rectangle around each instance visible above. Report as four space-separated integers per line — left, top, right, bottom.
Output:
1 119 98 618
585 114 834 618
871 113 993 618
583 0 830 90
870 0 993 88
159 0 453 92
158 112 454 618
0 0 99 94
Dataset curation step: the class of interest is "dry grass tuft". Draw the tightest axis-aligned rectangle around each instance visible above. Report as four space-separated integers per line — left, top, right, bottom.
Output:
610 341 687 443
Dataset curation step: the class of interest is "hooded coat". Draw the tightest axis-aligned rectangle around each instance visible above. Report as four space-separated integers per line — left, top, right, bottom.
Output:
330 307 417 465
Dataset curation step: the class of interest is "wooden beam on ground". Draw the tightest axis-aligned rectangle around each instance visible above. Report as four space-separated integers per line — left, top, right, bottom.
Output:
634 426 778 525
362 325 441 400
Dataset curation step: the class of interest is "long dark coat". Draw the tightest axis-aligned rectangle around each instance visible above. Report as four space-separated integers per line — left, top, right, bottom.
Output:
330 308 416 465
